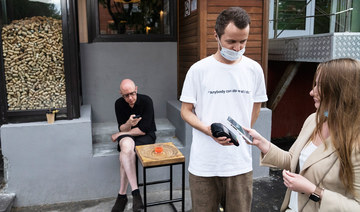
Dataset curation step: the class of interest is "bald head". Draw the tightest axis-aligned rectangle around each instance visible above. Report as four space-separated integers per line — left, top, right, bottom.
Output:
119 79 138 107
120 79 136 92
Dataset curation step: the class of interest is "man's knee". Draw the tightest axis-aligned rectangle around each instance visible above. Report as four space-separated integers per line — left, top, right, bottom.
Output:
119 137 135 152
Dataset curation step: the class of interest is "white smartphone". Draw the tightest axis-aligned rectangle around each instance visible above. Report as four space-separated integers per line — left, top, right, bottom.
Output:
227 116 253 143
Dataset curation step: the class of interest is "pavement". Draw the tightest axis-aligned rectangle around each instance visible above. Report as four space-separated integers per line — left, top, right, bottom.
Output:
10 169 286 212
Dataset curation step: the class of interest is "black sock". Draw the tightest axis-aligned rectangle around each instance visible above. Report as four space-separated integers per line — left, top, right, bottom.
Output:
118 193 127 199
131 189 140 196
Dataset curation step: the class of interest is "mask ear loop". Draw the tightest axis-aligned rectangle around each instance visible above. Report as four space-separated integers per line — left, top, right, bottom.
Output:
216 34 224 49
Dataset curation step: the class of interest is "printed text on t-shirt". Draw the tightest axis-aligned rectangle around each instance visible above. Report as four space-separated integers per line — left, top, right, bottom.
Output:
208 89 250 95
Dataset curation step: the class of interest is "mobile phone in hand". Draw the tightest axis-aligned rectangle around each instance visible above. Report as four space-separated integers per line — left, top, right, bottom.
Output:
133 114 141 119
227 116 253 143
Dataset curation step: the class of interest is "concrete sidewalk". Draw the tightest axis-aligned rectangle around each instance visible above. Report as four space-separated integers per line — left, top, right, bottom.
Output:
11 169 286 212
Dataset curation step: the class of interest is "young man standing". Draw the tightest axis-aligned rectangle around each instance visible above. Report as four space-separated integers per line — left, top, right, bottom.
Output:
111 79 156 212
180 7 267 212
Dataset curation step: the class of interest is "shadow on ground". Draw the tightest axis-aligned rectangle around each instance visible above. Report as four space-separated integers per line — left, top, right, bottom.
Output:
10 138 293 212
11 169 286 212
252 169 286 212
250 136 294 212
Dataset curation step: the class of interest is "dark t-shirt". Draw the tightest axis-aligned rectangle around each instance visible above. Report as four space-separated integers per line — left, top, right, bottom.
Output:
115 93 156 140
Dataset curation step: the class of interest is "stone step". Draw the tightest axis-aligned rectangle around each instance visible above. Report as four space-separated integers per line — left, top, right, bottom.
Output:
93 135 184 157
154 118 176 138
0 193 15 212
92 118 176 144
92 118 183 157
92 142 118 157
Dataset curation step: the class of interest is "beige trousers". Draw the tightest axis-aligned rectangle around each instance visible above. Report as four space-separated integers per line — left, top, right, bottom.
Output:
189 171 253 212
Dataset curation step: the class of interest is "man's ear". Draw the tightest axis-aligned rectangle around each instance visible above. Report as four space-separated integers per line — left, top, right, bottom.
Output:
214 30 218 41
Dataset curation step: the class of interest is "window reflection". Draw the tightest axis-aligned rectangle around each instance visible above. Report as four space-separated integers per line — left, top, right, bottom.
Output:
2 0 61 25
98 0 170 35
276 0 306 30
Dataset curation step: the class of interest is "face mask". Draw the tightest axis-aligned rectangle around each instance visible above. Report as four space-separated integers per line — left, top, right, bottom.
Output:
217 36 245 61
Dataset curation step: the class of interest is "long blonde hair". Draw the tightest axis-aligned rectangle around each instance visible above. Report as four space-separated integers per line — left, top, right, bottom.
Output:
313 58 360 195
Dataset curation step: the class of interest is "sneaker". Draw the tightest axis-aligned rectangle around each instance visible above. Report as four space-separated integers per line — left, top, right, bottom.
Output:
132 192 144 212
111 194 128 212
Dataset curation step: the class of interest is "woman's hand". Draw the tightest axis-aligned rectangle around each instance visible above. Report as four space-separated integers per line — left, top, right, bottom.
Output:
243 127 271 154
282 170 316 195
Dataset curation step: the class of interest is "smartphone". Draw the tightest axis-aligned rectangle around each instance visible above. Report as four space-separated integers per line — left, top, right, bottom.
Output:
227 116 253 143
133 114 141 119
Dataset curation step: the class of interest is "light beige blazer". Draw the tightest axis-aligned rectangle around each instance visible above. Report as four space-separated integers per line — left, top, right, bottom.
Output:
261 113 360 212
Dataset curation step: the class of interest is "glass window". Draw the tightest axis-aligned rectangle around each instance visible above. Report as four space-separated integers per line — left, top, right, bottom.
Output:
334 0 359 32
1 0 61 23
89 0 176 42
276 0 307 30
1 0 67 111
270 0 358 38
314 0 331 34
314 0 359 33
351 0 360 32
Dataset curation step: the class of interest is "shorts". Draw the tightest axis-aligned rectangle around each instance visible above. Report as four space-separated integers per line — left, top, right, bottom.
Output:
189 171 253 212
116 134 155 152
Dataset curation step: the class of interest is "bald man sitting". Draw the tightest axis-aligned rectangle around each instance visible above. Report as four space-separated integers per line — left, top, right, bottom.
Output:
111 79 157 212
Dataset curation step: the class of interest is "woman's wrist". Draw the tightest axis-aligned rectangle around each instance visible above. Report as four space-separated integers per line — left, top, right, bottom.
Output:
258 139 271 154
309 185 324 202
320 187 324 199
315 186 325 199
310 184 317 195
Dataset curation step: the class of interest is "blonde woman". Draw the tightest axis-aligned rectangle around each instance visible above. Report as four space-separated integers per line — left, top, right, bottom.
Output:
245 58 360 211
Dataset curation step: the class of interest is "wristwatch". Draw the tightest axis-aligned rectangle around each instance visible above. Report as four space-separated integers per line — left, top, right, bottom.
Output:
309 186 324 202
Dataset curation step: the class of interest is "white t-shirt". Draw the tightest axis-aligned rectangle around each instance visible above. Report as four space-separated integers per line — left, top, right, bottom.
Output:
288 141 318 211
180 55 268 177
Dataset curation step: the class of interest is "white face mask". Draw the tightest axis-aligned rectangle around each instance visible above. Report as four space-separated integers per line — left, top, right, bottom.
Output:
217 36 245 61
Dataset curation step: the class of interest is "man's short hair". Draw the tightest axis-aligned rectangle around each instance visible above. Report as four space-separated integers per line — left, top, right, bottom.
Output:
215 7 251 39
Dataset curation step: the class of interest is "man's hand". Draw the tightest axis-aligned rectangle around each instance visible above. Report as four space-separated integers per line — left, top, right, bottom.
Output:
111 132 124 142
181 103 232 146
212 136 233 146
120 114 142 132
207 126 233 146
128 114 142 127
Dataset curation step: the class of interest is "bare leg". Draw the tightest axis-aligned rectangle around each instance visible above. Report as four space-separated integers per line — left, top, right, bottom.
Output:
119 158 129 194
118 137 138 193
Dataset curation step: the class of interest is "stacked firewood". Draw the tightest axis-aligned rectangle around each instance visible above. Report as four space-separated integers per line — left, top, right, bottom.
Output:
1 16 66 111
